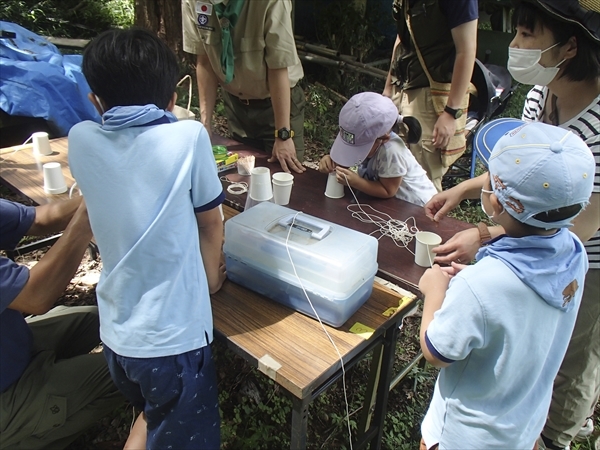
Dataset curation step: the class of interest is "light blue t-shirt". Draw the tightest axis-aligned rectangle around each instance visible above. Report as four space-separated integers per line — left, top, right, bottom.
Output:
69 106 224 358
357 133 436 206
422 230 587 449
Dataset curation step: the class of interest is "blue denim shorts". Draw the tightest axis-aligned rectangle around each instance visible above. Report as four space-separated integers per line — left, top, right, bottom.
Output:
104 344 220 450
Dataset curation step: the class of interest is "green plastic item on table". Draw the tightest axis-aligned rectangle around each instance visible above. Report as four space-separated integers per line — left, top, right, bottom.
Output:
212 145 228 160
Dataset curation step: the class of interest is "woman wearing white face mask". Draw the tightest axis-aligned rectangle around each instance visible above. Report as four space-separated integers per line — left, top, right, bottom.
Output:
423 2 600 449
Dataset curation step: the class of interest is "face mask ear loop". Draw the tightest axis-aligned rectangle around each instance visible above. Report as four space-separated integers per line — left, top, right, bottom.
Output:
94 95 105 115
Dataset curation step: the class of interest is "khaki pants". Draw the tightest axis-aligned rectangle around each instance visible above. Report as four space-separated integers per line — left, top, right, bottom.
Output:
0 306 123 449
222 83 306 161
393 86 447 192
542 268 600 447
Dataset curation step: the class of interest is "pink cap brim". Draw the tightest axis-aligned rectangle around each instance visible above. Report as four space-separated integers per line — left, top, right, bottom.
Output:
329 132 374 167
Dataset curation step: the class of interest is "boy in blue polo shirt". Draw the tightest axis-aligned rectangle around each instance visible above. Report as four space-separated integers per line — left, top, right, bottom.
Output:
68 28 225 449
418 121 594 449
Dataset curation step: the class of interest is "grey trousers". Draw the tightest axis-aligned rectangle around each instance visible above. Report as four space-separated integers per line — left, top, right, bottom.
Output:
542 268 600 447
0 306 124 449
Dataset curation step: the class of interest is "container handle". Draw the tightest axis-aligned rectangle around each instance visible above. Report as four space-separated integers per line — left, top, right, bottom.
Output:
278 213 331 240
176 74 193 111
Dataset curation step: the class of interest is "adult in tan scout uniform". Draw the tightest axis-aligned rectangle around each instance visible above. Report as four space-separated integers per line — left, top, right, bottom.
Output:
182 0 306 174
383 0 478 192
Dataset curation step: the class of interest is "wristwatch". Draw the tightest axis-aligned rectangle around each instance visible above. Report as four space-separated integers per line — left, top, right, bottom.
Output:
444 105 463 119
275 127 294 141
477 222 491 245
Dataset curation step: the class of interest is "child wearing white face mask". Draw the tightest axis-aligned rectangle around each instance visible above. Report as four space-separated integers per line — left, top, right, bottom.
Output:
423 2 600 449
418 120 595 450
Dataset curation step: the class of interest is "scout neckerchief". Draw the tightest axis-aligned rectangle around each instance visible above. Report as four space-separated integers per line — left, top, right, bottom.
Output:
214 0 245 84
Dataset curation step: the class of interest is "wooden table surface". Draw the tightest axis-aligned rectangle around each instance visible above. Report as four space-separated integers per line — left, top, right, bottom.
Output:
0 137 73 204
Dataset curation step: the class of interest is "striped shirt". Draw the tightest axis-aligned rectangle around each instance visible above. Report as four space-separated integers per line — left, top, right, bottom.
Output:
522 86 600 269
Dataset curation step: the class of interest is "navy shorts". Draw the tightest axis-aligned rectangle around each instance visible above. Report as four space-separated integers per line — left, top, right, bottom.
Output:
104 344 220 450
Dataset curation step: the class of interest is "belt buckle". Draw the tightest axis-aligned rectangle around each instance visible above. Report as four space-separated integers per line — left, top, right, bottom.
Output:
240 97 251 106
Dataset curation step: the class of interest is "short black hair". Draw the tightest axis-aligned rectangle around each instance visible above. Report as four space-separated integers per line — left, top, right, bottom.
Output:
513 1 600 82
82 28 179 109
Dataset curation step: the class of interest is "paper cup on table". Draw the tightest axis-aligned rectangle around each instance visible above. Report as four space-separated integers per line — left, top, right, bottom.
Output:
414 231 442 268
43 162 67 194
32 132 52 156
248 167 273 201
324 172 345 199
272 172 294 206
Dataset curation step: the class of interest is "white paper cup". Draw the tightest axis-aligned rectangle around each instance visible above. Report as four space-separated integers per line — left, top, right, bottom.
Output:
33 132 52 156
248 167 273 201
324 172 345 199
414 231 442 268
43 162 67 194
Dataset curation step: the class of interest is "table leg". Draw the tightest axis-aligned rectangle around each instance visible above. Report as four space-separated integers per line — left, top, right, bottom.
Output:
369 324 400 450
291 396 310 450
357 343 384 437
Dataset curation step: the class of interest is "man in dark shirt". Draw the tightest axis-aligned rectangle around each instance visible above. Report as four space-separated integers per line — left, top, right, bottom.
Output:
384 0 478 192
0 198 122 449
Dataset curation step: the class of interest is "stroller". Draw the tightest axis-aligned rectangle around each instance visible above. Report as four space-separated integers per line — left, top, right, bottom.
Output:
442 58 518 189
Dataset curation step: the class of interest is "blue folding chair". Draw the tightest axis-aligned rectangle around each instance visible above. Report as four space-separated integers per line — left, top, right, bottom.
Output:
471 117 524 178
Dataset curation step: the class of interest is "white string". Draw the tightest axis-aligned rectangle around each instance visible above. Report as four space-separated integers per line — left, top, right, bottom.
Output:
220 176 248 195
340 173 420 253
285 212 354 450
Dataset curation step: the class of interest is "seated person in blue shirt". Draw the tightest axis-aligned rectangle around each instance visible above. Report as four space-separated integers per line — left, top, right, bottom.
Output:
0 197 122 449
319 92 437 206
68 28 226 449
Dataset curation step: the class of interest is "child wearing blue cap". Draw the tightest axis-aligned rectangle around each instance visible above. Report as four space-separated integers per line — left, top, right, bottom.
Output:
417 121 595 450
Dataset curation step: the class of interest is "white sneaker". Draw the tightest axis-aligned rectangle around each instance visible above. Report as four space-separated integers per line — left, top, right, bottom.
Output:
574 417 594 441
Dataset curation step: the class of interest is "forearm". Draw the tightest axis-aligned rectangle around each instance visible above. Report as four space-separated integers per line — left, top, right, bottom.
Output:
267 67 291 130
447 21 477 108
196 54 219 130
570 193 600 243
197 209 224 294
455 173 487 200
28 197 82 236
10 204 92 315
350 176 398 198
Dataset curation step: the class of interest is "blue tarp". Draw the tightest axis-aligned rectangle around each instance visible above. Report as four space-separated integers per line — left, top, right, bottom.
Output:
0 21 101 136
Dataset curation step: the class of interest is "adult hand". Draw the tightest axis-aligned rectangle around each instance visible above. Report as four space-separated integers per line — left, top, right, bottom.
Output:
432 112 456 149
335 166 359 186
318 155 336 173
269 139 306 174
424 189 462 222
418 264 450 297
432 228 481 265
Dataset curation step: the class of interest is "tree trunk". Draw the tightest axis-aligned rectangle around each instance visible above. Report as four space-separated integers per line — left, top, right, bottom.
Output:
134 0 185 61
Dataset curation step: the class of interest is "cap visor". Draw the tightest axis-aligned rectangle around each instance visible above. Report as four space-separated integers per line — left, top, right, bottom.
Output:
330 133 374 167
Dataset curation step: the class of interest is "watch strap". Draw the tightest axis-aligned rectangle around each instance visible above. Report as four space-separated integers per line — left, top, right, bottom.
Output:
477 222 491 245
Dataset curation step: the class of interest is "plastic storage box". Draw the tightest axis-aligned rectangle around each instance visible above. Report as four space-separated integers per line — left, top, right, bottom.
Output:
224 202 378 327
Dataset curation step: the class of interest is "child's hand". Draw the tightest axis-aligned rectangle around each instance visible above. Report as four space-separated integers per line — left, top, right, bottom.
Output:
318 155 336 173
209 261 227 294
418 264 450 297
439 261 468 278
335 166 359 186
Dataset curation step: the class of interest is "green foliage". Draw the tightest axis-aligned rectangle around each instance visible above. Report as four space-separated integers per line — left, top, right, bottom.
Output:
310 0 390 97
0 0 134 38
302 82 344 153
